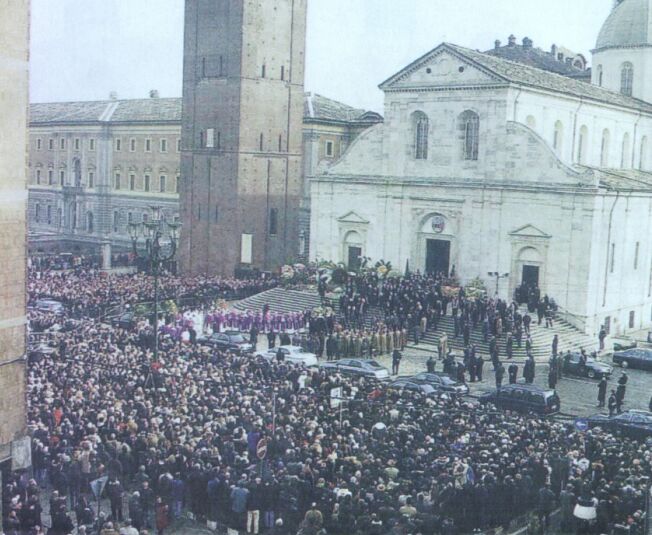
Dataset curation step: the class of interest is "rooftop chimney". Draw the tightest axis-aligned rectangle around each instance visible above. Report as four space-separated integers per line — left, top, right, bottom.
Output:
508 34 516 47
149 90 160 99
522 37 533 50
495 39 502 49
109 91 118 100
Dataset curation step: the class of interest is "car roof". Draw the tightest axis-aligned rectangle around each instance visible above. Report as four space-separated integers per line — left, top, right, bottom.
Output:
500 384 555 394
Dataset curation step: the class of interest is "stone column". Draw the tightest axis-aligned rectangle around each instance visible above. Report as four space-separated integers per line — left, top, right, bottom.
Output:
101 241 112 270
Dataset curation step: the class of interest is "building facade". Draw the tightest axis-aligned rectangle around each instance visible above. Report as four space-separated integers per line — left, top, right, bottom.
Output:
27 93 381 260
179 0 307 275
28 96 181 257
310 0 652 337
0 0 29 471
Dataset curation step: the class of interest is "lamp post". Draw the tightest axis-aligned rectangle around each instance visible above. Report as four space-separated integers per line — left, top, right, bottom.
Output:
488 271 510 296
128 206 181 383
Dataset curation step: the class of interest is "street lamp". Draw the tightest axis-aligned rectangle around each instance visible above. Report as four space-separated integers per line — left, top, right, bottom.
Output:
488 271 510 295
128 207 181 387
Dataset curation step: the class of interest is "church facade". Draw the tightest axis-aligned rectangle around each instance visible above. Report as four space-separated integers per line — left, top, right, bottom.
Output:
310 0 652 337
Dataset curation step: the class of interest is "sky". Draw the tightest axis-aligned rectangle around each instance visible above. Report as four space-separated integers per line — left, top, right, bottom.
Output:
30 0 614 112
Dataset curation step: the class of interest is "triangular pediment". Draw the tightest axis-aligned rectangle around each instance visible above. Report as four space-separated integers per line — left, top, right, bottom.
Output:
379 43 506 91
337 211 369 224
509 224 551 239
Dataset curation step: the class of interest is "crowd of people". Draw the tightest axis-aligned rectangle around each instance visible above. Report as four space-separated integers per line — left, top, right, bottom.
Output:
7 268 650 535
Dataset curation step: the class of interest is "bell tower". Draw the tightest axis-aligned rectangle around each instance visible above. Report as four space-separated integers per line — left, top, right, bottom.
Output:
179 0 308 275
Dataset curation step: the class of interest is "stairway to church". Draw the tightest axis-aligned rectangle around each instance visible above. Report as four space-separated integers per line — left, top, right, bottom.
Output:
232 287 325 314
233 288 598 363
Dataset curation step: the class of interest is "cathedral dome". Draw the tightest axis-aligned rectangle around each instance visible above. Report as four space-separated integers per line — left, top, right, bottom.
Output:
595 0 651 50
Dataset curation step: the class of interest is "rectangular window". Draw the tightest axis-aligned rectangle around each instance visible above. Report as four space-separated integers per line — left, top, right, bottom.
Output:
47 205 52 225
206 128 215 148
278 134 283 152
635 242 640 270
88 172 94 188
629 310 635 329
74 138 80 151
113 211 119 233
214 205 219 223
130 174 136 191
144 174 151 192
261 64 266 78
197 205 201 221
128 212 133 224
269 208 278 236
48 170 53 185
89 138 95 151
115 138 121 151
610 243 616 273
35 204 40 223
130 138 136 152
160 139 167 153
326 141 334 157
159 175 166 193
175 175 181 194
115 173 121 190
48 138 54 150
36 138 42 150
36 169 41 185
177 138 181 152
217 132 221 150
604 316 611 335
142 213 148 224
59 170 65 185
281 66 285 81
145 139 152 152
241 233 253 264
60 138 66 150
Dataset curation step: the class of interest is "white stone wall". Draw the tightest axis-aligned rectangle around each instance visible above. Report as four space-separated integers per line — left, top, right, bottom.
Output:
592 47 652 105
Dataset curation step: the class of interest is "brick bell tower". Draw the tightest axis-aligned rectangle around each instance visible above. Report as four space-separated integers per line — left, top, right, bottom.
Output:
179 0 307 275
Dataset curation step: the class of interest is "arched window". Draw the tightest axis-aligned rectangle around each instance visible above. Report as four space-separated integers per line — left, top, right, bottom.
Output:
621 133 631 168
553 121 564 154
601 129 611 167
35 204 41 223
621 62 634 96
458 110 479 161
577 125 588 164
596 65 603 87
412 111 429 160
526 115 537 130
87 212 94 233
640 136 648 170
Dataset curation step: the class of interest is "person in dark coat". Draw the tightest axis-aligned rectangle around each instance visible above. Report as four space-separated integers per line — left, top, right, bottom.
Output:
537 483 555 531
392 349 402 375
495 362 505 390
426 355 436 373
523 356 535 384
616 372 628 409
267 330 276 349
597 377 608 408
608 390 618 416
548 367 557 390
475 355 484 382
508 362 518 384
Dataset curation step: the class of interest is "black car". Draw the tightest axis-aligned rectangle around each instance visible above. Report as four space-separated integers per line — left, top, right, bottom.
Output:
320 359 390 380
586 410 652 440
612 348 652 370
407 372 469 396
562 353 613 379
111 311 136 330
197 331 254 354
387 379 443 399
479 384 560 415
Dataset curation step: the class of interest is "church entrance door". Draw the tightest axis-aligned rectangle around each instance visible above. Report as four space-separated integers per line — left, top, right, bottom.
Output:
426 239 450 276
347 246 362 271
522 265 540 289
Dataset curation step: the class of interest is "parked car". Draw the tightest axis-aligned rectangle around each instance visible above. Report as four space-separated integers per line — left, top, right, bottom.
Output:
612 335 637 352
111 311 136 330
612 348 652 370
387 378 447 399
197 330 253 354
320 358 390 380
562 353 612 379
407 372 469 396
586 410 652 440
479 384 560 415
254 345 318 367
33 299 65 314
